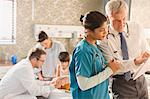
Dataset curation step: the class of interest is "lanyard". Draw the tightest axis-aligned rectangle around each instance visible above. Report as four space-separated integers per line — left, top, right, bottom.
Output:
106 23 130 60
92 45 106 74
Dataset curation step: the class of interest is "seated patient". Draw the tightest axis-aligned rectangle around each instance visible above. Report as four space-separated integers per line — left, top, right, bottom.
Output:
52 52 70 90
0 48 56 99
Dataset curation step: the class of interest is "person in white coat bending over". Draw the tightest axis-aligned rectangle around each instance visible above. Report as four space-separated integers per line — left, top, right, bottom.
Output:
100 0 150 99
0 48 55 99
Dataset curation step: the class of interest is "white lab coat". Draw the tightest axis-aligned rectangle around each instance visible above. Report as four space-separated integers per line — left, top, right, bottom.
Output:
0 59 53 99
100 22 150 74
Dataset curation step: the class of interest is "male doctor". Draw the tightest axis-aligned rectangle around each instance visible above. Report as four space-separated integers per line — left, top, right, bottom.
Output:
100 0 150 98
0 48 55 99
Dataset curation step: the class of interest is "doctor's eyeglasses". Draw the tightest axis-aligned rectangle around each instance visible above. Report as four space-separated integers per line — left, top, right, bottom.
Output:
38 59 45 63
36 57 45 63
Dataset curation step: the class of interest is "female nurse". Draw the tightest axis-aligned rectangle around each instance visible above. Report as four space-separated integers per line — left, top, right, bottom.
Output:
69 11 120 99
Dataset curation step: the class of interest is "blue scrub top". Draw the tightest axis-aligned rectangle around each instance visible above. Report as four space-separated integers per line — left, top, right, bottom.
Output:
69 39 110 99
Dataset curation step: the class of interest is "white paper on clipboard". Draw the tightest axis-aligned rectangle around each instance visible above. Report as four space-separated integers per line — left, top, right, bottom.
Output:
133 58 150 80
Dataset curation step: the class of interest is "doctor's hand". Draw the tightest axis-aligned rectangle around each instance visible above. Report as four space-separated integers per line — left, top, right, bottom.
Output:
142 51 150 59
108 59 120 74
134 51 150 65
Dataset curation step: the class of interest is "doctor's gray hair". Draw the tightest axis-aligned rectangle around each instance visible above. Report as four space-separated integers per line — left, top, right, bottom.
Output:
105 0 128 16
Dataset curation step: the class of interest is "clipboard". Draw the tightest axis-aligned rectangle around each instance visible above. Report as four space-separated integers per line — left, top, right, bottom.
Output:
133 58 150 80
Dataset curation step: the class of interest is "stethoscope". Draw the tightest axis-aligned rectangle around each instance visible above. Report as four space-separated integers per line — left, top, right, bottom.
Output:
93 53 106 74
105 23 130 60
92 44 107 74
86 42 106 74
106 23 130 39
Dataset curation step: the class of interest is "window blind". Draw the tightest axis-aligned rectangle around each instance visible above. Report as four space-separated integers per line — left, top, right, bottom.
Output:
0 0 16 44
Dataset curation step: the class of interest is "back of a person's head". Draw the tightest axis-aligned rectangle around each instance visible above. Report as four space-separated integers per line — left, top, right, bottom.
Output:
80 11 107 31
105 0 128 16
58 52 70 62
37 31 48 42
29 48 46 60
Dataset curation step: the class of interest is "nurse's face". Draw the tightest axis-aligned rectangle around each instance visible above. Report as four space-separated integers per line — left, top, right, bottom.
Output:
40 38 52 49
36 54 46 68
108 8 127 32
91 22 107 40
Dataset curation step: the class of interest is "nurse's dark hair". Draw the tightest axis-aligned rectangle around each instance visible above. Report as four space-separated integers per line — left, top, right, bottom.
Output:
37 31 48 42
80 11 107 31
29 48 46 60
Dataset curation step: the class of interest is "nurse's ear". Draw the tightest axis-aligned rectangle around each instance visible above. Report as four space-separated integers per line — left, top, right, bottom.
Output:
84 29 92 38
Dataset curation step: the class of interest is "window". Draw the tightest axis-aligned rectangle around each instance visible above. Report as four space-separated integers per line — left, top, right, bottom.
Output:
0 0 16 44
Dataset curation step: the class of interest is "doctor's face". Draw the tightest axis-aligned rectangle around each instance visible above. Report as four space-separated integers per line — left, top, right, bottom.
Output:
36 54 46 68
109 8 127 32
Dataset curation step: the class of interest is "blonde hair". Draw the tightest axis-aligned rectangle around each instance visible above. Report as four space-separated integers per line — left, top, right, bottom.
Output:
105 0 128 16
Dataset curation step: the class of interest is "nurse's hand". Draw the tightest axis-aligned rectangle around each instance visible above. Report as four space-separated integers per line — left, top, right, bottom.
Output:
108 59 120 74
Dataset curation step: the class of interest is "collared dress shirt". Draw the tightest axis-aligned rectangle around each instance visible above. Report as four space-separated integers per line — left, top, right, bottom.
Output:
100 22 150 75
